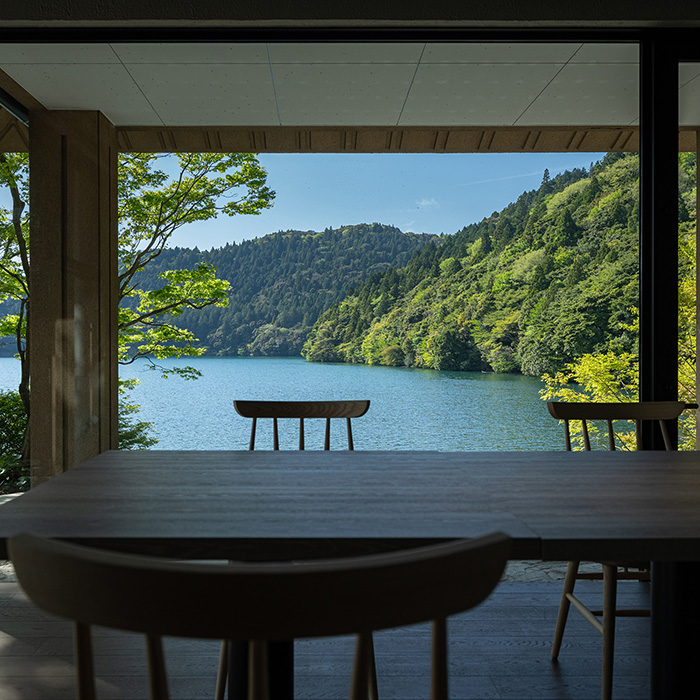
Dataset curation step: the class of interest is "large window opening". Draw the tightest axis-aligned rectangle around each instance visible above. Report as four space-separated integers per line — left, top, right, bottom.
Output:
679 62 700 449
114 146 644 452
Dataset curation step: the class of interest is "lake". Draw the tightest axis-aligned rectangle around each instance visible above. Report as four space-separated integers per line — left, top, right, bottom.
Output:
0 356 564 451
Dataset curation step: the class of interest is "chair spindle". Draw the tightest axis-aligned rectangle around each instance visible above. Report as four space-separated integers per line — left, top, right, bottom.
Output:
582 420 591 450
606 420 615 450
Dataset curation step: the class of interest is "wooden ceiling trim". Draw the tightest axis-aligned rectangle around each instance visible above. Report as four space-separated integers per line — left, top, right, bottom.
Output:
5 124 700 154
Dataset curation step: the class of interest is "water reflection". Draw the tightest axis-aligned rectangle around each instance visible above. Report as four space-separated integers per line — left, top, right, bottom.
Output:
116 357 564 452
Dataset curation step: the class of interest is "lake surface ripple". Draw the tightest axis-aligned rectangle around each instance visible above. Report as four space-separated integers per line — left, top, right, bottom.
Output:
1 357 564 451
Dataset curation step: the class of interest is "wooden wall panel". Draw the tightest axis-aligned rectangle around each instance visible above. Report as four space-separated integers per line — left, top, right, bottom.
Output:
29 111 118 484
0 112 29 152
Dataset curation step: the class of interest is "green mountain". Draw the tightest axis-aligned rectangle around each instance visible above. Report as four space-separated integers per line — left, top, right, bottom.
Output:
129 223 434 356
303 153 694 376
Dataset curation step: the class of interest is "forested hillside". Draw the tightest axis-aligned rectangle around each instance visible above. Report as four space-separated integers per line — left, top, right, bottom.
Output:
303 153 696 376
128 224 433 356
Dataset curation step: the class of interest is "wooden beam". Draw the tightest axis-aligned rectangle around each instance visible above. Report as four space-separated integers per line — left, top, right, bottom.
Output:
4 123 700 154
115 125 653 154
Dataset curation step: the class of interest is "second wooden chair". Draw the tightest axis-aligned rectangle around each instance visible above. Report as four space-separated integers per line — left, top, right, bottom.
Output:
547 400 688 700
224 399 372 699
234 399 370 450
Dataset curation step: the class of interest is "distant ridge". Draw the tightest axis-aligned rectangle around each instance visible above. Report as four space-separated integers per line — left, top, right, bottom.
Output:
129 223 434 357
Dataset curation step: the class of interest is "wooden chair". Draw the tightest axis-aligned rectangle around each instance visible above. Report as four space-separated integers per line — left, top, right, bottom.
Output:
547 400 688 700
8 531 510 700
234 400 370 450
226 399 372 699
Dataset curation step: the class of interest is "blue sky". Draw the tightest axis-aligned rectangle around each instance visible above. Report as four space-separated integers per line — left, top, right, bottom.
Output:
168 152 605 250
0 152 606 250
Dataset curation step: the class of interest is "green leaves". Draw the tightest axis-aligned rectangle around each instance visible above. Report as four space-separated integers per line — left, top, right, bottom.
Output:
117 153 272 377
119 263 230 373
0 390 28 493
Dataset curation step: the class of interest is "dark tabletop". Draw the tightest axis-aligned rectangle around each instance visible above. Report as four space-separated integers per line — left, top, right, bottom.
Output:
1 449 699 562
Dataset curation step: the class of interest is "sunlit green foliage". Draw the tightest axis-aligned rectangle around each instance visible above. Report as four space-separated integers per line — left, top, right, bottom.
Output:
542 154 697 450
0 389 28 493
0 152 275 463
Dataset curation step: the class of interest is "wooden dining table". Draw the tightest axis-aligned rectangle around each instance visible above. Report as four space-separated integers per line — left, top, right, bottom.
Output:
1 448 699 700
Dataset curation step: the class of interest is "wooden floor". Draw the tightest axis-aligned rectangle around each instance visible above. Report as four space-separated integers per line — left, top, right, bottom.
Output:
0 578 650 700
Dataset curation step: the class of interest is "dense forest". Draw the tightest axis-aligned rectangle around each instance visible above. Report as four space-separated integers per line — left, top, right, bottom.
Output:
303 152 696 377
128 224 433 356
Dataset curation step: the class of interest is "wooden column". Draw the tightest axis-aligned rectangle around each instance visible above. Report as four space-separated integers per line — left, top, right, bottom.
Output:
29 110 119 484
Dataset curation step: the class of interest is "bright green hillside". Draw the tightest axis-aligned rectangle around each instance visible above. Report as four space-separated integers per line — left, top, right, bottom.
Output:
303 153 696 377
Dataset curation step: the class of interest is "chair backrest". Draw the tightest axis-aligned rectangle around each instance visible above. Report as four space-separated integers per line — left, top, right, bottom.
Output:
9 531 510 700
234 400 370 450
547 401 687 451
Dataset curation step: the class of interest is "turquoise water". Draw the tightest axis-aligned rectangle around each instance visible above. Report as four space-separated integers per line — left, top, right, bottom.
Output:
0 356 564 451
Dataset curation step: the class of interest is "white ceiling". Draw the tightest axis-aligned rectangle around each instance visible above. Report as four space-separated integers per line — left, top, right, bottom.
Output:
0 42 698 128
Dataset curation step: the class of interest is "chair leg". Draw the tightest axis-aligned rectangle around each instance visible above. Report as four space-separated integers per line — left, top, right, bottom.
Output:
367 632 379 700
350 632 372 700
74 622 97 700
431 617 448 700
248 640 271 700
215 640 228 700
552 561 580 660
602 564 617 700
146 634 170 700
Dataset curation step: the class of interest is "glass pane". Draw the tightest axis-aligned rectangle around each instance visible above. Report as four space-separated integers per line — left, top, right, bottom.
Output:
679 63 699 449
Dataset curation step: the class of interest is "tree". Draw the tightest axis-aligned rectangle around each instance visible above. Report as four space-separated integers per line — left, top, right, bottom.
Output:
553 209 579 247
0 152 275 468
539 168 553 197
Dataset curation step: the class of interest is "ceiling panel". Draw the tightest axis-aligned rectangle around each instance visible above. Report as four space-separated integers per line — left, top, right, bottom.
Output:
516 64 639 126
273 64 415 126
400 63 561 126
569 43 639 63
1 41 692 132
112 43 269 64
679 63 700 88
421 43 578 64
126 64 279 125
679 65 700 126
270 43 424 64
0 43 119 64
1 63 162 124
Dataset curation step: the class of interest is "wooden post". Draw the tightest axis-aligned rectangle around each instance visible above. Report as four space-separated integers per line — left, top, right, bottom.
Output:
29 110 119 484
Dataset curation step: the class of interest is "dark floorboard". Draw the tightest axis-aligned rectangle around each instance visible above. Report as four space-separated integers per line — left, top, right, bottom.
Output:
0 579 651 700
